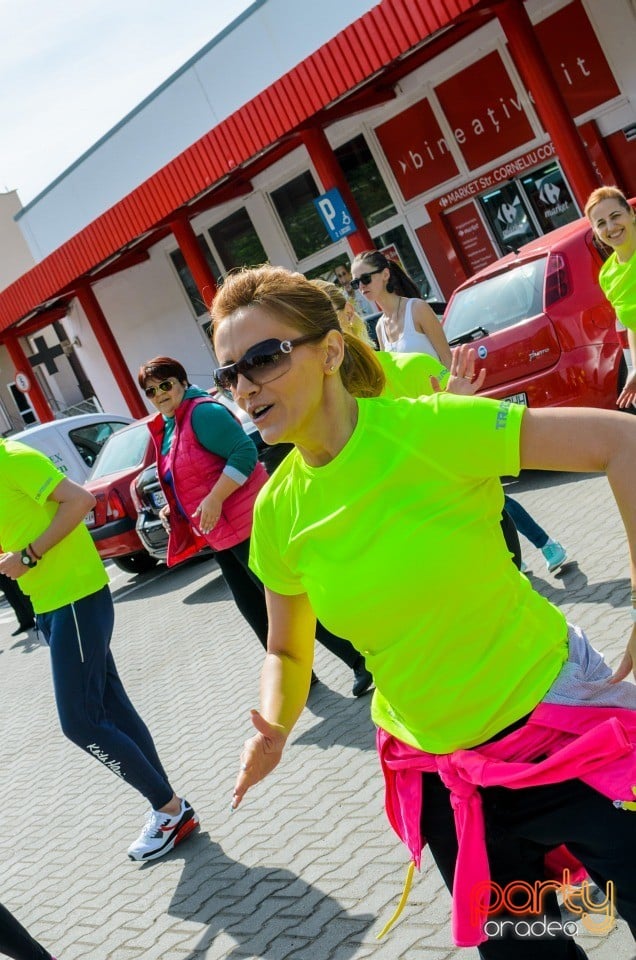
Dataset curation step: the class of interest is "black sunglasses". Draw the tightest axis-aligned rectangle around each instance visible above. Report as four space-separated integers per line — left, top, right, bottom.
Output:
144 378 178 399
213 334 325 395
350 269 383 290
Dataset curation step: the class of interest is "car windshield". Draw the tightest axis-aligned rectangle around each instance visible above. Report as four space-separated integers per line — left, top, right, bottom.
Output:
89 423 149 478
444 257 546 342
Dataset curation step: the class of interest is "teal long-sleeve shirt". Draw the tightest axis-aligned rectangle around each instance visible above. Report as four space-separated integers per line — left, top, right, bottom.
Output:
161 385 257 484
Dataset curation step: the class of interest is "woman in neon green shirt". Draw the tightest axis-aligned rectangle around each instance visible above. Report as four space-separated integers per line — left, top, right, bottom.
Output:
210 266 636 956
585 185 636 409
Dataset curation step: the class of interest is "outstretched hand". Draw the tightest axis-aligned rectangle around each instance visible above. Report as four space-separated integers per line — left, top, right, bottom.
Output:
431 344 487 396
609 625 636 683
617 370 636 410
231 710 287 810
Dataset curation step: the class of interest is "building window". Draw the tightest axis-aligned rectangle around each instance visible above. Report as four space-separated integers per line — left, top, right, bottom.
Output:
334 135 396 228
170 237 221 317
270 172 331 260
208 208 267 271
8 383 36 426
304 254 351 282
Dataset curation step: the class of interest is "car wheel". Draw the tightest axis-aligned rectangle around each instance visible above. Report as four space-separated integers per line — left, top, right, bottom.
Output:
113 552 159 574
617 358 636 414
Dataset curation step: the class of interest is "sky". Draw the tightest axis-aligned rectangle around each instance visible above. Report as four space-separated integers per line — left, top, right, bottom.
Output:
0 0 254 205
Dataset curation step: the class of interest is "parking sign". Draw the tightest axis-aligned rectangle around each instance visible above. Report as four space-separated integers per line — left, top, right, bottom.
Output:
313 188 356 241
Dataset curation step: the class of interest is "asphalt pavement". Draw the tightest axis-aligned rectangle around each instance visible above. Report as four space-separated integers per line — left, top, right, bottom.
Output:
1 469 635 959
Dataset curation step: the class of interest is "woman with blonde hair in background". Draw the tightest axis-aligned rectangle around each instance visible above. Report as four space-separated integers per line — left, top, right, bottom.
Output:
312 279 375 347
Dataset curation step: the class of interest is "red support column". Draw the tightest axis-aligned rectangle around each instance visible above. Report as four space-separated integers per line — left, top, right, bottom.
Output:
496 0 600 209
75 284 147 419
300 127 376 256
423 205 469 291
2 335 54 423
170 217 218 310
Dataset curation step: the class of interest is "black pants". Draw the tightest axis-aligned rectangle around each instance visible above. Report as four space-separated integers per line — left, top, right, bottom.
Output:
0 901 52 960
214 538 361 668
421 773 636 958
0 574 34 630
500 509 521 570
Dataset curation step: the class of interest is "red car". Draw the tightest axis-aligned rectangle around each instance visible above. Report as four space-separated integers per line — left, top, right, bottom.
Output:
84 417 158 574
442 211 631 409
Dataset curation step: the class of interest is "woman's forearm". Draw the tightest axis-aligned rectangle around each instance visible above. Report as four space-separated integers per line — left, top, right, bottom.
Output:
231 590 316 807
260 589 317 734
210 471 241 504
260 651 313 735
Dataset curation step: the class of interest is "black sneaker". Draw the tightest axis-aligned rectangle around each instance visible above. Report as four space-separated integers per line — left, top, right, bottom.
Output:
127 798 198 861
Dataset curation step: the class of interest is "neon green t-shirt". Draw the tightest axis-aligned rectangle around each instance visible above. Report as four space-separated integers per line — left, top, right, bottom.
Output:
0 439 108 613
377 351 449 399
599 250 636 331
250 394 567 753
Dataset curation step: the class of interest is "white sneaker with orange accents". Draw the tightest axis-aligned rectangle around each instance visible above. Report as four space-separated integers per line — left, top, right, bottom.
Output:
127 798 199 861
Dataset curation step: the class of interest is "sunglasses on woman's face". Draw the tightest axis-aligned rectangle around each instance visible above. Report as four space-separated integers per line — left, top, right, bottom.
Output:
213 333 324 395
144 378 177 399
350 269 382 290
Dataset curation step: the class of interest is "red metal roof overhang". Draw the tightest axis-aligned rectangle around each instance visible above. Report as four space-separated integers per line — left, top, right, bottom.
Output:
0 0 487 336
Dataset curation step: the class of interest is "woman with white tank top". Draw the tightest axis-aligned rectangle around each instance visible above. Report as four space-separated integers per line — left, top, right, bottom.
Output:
350 251 452 366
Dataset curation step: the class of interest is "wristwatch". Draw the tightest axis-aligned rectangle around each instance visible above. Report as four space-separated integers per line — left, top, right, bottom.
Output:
20 548 37 569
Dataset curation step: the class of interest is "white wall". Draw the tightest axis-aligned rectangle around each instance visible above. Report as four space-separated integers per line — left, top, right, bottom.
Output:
0 191 36 430
0 191 34 288
17 0 379 261
65 239 219 416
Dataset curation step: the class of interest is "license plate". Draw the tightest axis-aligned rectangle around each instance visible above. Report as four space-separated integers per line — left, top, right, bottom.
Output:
502 392 528 405
84 510 95 526
151 489 167 509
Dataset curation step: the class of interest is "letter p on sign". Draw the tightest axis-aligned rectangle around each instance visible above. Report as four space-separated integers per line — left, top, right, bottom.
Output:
313 188 355 242
317 197 337 232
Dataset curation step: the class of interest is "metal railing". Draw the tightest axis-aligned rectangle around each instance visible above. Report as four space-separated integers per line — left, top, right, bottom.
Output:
55 397 103 418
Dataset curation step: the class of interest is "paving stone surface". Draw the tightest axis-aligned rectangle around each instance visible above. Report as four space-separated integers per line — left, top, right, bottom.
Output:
1 468 635 959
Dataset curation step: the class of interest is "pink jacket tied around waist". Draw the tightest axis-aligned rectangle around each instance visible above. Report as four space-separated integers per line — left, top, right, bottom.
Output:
377 625 636 947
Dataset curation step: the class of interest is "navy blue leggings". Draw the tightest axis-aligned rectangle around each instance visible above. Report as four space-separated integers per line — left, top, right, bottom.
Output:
0 902 52 960
37 585 174 810
504 495 549 549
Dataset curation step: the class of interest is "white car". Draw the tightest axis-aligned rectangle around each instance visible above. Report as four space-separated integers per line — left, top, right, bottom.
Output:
8 413 133 482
